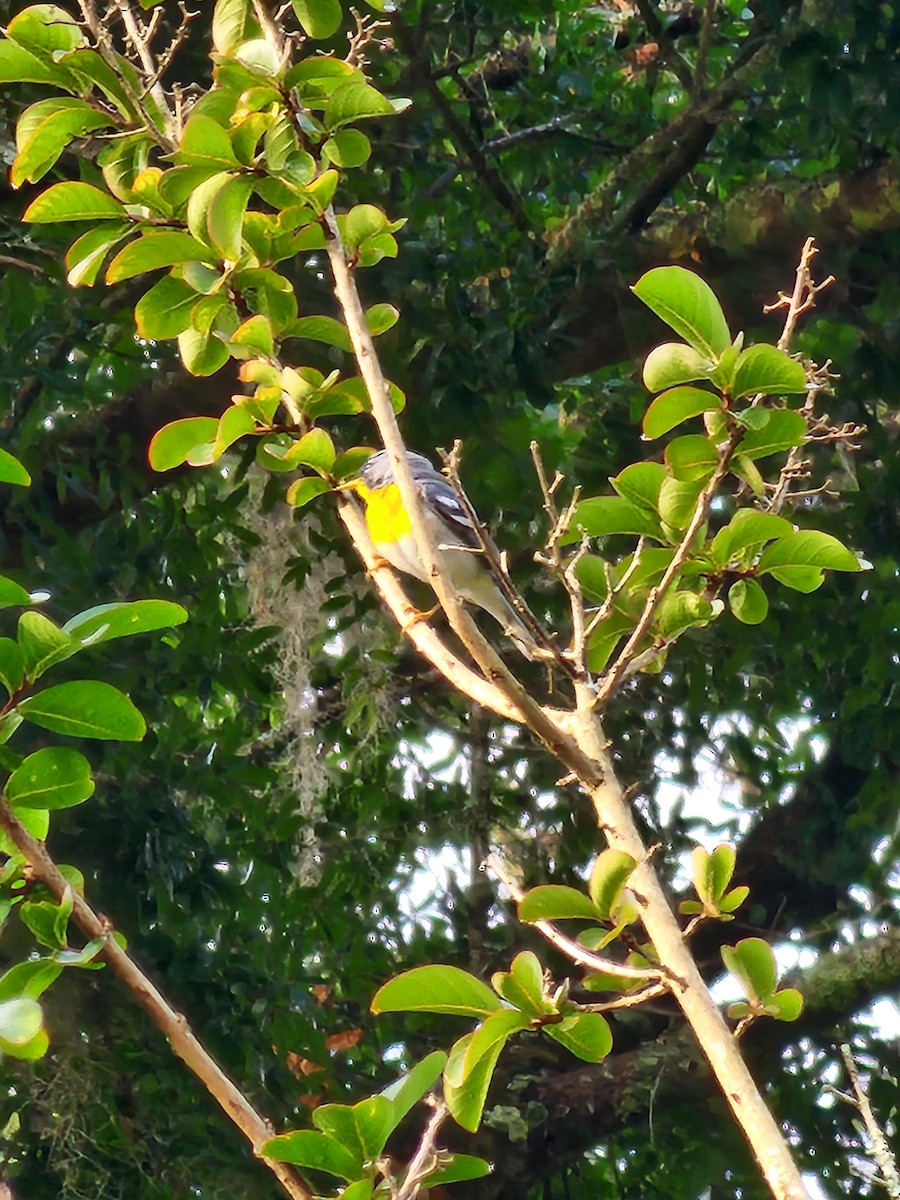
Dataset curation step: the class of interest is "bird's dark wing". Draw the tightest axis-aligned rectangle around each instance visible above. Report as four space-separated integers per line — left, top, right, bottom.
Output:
418 475 483 551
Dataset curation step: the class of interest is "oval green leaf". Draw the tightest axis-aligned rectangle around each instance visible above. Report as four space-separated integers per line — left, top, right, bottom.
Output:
643 342 717 392
18 680 146 741
24 182 127 223
545 1012 612 1063
731 344 807 399
518 885 602 924
729 578 768 624
7 747 94 810
0 449 31 487
643 386 720 440
63 600 188 646
149 418 220 471
632 266 731 359
371 965 502 1018
261 1130 362 1180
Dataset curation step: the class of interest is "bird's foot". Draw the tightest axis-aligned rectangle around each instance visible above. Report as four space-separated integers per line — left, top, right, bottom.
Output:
402 602 442 630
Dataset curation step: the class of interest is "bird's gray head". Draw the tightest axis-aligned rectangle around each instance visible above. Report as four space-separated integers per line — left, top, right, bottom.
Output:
358 450 438 490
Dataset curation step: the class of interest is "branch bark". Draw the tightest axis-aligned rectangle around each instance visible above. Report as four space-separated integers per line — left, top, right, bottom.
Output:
0 799 312 1200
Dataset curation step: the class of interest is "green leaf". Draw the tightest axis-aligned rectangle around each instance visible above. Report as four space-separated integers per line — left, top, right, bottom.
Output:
212 0 260 54
420 1154 492 1187
632 267 731 359
288 315 353 351
738 410 807 460
643 386 720 440
0 998 43 1047
20 888 71 950
731 454 766 498
707 845 736 902
0 1026 49 1060
371 965 502 1018
380 1051 446 1123
8 5 84 56
322 129 372 167
655 590 714 638
292 0 343 38
731 344 808 399
0 449 31 487
62 600 188 647
518 885 602 923
283 428 336 474
212 406 256 459
174 114 241 167
766 988 803 1021
720 885 749 914
609 462 665 513
657 475 704 532
135 275 199 340
586 609 634 671
178 327 231 377
709 509 793 565
65 222 131 288
491 951 551 1017
0 960 62 1002
207 174 255 260
564 496 662 541
765 565 825 592
7 747 94 811
729 578 768 624
0 40 64 85
588 850 637 922
463 1009 530 1077
107 232 214 283
18 611 72 678
757 530 860 574
261 1130 363 1180
343 203 391 250
18 681 146 741
721 937 777 1003
24 182 127 223
664 435 719 482
285 477 330 508
234 38 282 76
11 98 112 188
324 81 393 128
314 1095 395 1161
0 578 32 610
642 342 717 392
0 639 25 695
545 1013 612 1063
230 314 274 356
149 418 220 471
443 1032 503 1133
366 302 399 336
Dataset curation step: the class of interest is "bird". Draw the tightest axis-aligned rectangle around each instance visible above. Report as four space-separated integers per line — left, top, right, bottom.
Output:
345 449 540 658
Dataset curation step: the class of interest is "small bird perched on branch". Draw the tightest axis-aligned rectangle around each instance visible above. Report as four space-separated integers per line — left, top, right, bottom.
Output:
344 449 540 658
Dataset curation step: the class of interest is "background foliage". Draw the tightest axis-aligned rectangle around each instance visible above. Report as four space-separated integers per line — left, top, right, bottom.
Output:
0 1 898 1197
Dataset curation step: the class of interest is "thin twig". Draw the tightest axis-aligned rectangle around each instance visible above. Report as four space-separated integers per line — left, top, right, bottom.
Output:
0 798 312 1200
395 1101 449 1200
583 537 648 642
837 1046 900 1200
486 855 666 984
763 238 842 514
111 0 174 138
572 981 669 1012
345 8 390 70
594 427 744 708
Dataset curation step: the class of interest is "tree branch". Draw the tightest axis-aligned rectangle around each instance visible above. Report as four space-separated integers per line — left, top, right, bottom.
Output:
0 799 313 1200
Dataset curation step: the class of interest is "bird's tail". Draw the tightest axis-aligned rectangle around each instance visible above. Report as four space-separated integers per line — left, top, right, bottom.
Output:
461 574 543 660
